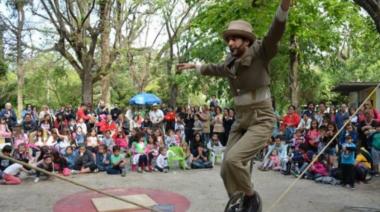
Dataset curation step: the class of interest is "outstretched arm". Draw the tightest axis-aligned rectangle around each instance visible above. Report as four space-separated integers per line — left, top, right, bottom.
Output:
261 0 291 61
177 63 229 77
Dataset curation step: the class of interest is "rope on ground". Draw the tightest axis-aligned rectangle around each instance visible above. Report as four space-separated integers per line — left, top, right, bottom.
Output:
267 82 380 212
0 153 162 212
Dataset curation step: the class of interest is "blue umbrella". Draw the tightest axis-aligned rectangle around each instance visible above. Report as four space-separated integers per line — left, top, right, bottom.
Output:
129 92 162 106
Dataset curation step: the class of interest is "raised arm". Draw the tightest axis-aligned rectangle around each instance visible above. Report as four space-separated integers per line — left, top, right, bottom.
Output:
261 0 291 61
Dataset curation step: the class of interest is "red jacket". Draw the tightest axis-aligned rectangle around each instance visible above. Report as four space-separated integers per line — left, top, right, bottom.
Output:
164 112 176 121
97 120 117 133
76 107 90 121
281 113 301 131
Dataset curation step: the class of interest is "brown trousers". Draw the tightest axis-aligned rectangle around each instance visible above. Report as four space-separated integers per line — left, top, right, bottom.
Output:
220 100 275 196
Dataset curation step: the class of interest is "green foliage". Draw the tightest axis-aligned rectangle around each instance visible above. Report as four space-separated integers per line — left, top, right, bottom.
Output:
22 53 82 108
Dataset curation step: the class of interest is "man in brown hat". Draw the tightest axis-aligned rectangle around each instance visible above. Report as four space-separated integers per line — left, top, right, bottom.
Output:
177 0 291 211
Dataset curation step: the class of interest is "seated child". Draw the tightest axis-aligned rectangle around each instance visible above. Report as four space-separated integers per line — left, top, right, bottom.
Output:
207 133 225 166
180 141 193 169
307 154 328 179
131 137 149 173
64 146 77 170
102 131 114 150
165 129 177 147
107 146 127 176
291 129 305 150
145 135 159 171
191 134 212 169
261 149 281 171
155 147 169 173
355 147 372 183
96 144 111 172
113 131 128 151
73 144 97 174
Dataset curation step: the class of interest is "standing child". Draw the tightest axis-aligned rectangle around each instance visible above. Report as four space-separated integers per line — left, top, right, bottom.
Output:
155 147 169 173
341 135 357 189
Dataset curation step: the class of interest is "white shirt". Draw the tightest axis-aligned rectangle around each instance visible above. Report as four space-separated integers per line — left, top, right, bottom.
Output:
156 154 168 169
149 109 164 124
76 122 87 135
4 163 23 175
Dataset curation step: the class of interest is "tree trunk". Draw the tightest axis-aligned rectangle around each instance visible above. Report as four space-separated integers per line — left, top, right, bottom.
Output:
100 74 111 106
16 3 25 119
353 0 380 33
169 83 178 107
0 25 4 60
289 34 299 108
82 69 93 105
99 0 112 106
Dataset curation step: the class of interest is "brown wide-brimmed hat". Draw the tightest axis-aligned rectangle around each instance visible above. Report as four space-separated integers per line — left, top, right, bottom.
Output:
223 20 256 45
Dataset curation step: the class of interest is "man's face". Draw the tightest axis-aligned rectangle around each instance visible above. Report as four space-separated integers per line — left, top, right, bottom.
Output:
227 36 249 57
25 115 31 122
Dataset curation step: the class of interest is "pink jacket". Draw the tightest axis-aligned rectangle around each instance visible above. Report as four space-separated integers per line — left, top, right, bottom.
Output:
310 162 328 176
114 137 128 148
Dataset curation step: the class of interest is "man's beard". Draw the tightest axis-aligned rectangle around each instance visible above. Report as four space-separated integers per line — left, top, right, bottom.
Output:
229 45 246 57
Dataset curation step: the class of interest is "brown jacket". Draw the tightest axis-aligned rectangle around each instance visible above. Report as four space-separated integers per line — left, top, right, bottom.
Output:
200 17 286 97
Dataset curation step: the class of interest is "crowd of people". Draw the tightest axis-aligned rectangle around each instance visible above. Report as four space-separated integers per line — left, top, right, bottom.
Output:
0 97 379 189
261 102 380 189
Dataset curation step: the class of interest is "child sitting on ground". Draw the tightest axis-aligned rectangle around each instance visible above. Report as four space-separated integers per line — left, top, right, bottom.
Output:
96 144 111 172
113 131 128 151
155 147 169 173
64 146 76 170
165 129 177 147
145 135 159 172
261 149 281 171
107 146 127 177
180 141 193 169
131 136 149 173
307 154 328 179
207 133 225 166
291 129 305 150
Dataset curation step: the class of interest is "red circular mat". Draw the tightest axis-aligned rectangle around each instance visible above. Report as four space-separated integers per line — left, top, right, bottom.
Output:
53 187 191 212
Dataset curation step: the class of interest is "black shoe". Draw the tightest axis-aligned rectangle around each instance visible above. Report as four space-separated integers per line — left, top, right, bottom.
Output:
240 193 261 212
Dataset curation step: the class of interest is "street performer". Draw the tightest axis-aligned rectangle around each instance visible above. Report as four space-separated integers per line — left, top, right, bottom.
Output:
177 0 291 211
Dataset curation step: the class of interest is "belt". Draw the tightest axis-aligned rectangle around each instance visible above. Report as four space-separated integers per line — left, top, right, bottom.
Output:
234 87 271 106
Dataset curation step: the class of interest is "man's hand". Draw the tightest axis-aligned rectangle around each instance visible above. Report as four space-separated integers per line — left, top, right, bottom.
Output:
176 63 196 71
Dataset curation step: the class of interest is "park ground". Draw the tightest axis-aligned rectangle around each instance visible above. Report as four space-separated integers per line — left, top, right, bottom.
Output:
0 163 379 212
